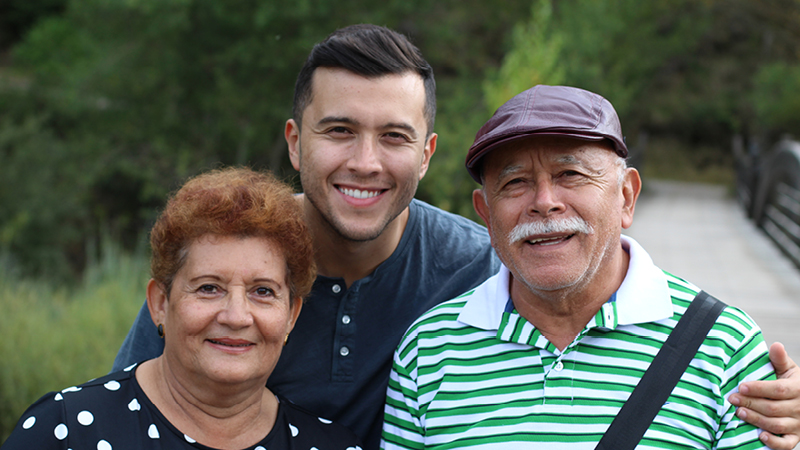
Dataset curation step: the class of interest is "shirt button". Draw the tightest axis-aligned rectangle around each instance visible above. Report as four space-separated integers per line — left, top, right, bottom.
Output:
554 361 564 371
332 284 342 294
342 315 351 324
339 346 350 357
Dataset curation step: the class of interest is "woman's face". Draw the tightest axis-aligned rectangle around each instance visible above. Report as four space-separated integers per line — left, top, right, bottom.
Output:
148 234 302 386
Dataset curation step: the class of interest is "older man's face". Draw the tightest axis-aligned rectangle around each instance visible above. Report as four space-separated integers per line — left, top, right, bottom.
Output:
473 135 638 299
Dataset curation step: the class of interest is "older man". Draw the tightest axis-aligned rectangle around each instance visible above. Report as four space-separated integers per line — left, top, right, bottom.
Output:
381 85 780 449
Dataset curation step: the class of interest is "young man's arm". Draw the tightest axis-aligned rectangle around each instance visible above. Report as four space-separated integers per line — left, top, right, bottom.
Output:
731 343 800 450
111 300 165 372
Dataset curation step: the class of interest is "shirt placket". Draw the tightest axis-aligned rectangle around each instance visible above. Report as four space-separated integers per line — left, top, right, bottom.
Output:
542 301 619 404
332 281 358 382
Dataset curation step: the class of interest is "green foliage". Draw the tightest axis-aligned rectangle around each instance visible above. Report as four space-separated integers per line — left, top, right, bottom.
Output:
0 241 148 442
0 0 66 49
1 0 534 275
753 62 800 136
5 0 800 279
638 137 735 186
483 0 565 112
481 0 800 176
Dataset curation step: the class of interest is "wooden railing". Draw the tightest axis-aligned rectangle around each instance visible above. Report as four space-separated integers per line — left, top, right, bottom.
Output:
762 182 800 267
736 137 800 270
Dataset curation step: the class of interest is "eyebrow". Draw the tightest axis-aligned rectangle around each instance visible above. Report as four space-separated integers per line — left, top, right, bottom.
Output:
189 275 283 286
497 164 525 181
317 116 419 139
556 154 580 165
318 116 358 127
189 274 222 283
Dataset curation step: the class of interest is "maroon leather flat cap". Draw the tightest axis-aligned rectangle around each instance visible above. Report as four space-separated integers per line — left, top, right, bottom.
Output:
465 85 627 184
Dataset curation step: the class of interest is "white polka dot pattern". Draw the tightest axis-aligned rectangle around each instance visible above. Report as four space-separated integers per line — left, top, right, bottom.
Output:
77 410 94 426
54 423 68 440
7 373 359 449
128 398 141 411
22 416 35 429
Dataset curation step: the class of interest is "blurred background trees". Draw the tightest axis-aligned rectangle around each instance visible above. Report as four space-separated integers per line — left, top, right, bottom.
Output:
4 0 800 439
5 0 800 282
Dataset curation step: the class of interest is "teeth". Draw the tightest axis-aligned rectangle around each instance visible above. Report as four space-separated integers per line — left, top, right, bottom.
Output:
340 187 380 199
527 236 567 245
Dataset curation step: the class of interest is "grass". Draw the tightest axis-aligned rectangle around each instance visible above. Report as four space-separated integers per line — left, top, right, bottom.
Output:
0 242 148 443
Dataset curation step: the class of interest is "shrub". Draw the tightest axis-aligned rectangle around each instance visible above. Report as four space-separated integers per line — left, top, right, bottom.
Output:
0 242 148 442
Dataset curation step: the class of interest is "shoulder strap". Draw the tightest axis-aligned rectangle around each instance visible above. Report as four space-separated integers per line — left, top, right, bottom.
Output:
594 290 727 450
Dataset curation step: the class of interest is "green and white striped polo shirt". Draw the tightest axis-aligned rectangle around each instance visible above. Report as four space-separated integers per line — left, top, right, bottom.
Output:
382 236 774 450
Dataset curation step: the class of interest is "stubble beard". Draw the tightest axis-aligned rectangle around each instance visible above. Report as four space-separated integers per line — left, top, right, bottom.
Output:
302 173 419 243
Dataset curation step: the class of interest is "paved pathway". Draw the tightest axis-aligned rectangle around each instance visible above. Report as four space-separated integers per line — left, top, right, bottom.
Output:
627 180 800 363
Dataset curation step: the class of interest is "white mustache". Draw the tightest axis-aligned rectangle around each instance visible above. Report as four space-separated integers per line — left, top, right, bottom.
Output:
508 217 594 245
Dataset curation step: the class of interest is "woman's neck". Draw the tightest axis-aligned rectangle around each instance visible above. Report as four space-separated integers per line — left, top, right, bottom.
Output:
136 357 278 449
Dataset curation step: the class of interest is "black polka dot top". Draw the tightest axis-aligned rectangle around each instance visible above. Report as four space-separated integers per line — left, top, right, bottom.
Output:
1 362 362 450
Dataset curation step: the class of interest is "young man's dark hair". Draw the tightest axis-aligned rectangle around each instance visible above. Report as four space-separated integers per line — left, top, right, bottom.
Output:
292 24 436 136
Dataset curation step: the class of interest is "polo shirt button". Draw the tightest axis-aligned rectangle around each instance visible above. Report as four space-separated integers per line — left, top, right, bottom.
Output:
342 315 351 324
339 346 350 356
332 284 342 294
554 361 564 371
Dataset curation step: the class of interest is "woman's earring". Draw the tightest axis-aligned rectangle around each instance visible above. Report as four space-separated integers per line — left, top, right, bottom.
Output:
284 334 289 346
157 324 165 339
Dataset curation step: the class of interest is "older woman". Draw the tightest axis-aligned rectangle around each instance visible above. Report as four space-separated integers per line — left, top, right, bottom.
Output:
3 167 361 449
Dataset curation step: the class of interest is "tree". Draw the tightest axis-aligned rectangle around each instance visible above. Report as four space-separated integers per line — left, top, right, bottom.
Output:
0 0 532 278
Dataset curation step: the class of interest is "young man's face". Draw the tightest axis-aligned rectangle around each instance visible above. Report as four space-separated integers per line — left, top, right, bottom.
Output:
286 67 436 242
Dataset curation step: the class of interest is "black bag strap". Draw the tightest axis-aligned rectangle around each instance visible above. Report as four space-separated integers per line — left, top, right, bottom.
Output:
594 290 727 450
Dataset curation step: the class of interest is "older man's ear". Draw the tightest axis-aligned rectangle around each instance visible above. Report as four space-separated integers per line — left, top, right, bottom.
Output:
473 188 491 232
621 167 641 230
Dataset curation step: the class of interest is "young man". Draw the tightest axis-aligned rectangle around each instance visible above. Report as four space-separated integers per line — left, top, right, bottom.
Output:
113 25 499 449
115 27 800 450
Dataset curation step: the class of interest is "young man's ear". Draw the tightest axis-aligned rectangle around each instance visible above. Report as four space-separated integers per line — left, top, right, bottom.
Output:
285 119 301 172
417 133 438 180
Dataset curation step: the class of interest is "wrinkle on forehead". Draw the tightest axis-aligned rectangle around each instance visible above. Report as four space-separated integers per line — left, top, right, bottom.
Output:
494 148 605 175
482 136 620 181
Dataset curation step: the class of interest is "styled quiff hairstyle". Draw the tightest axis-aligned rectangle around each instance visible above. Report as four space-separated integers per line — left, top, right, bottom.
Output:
149 167 315 302
292 24 436 136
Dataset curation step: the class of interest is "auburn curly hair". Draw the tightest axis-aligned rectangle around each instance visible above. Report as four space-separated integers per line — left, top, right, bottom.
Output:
149 167 315 302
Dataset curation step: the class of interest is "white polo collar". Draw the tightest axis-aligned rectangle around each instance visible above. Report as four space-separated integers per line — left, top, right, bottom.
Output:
458 235 674 331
